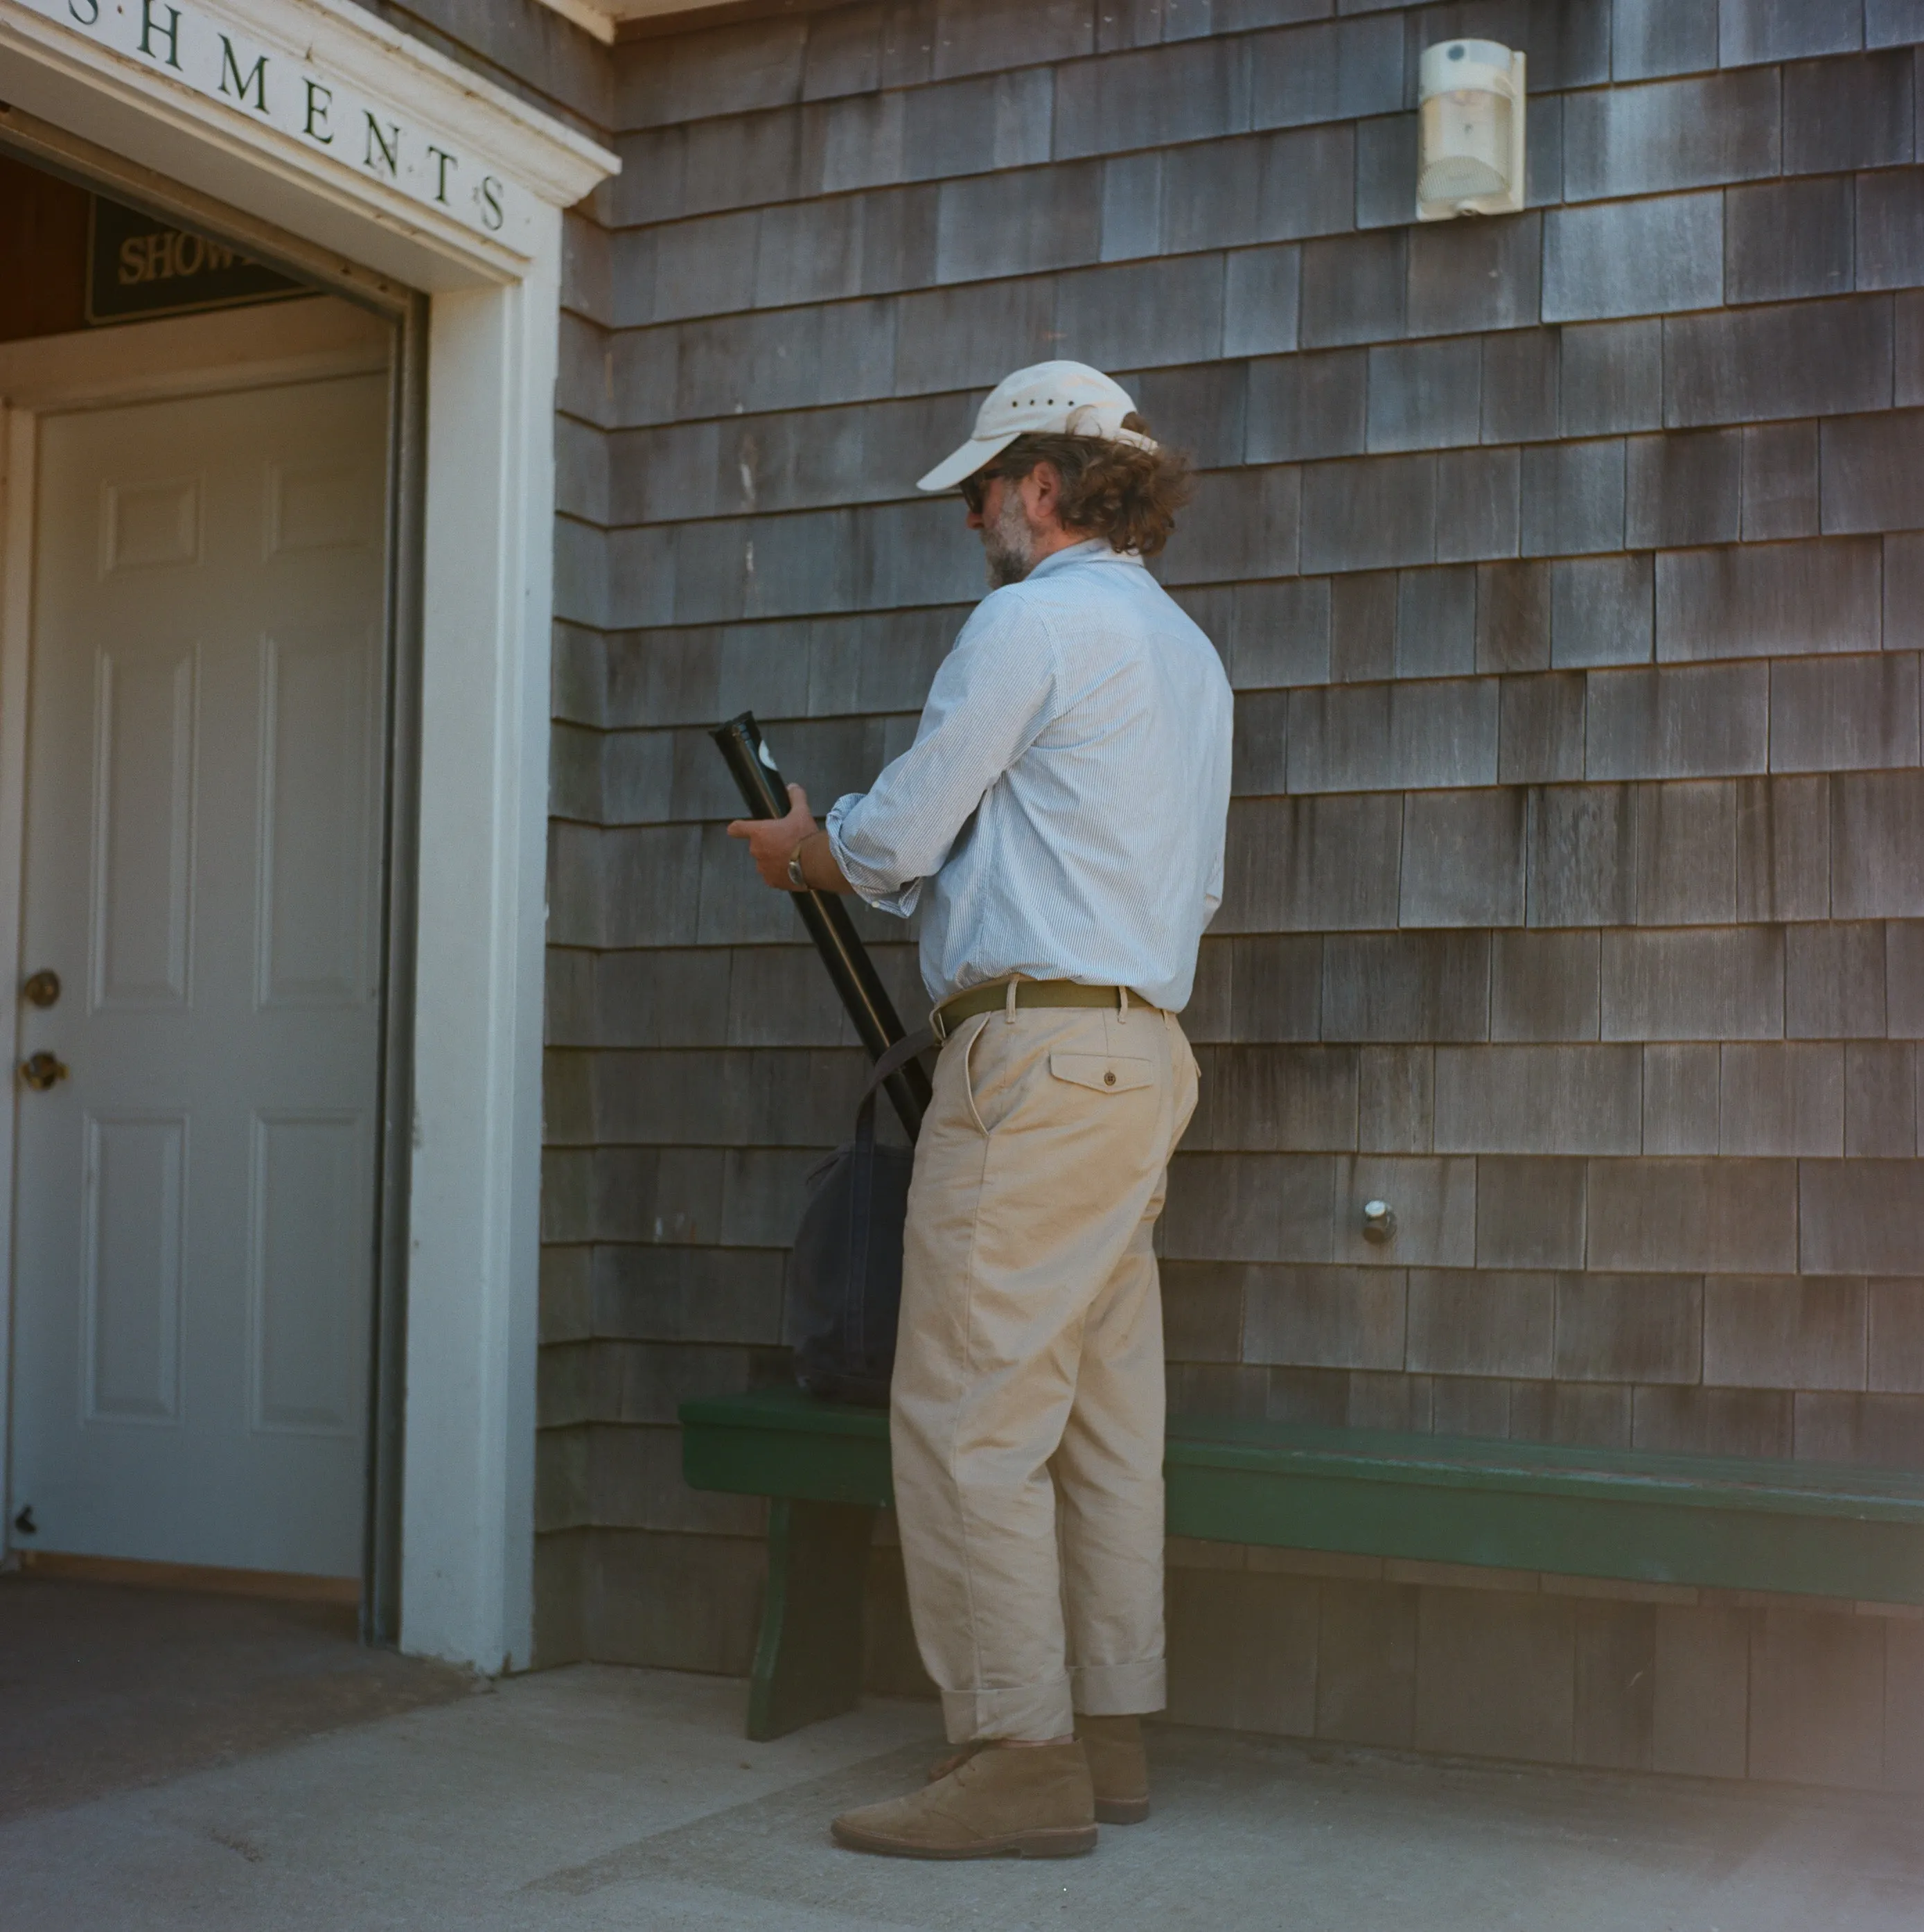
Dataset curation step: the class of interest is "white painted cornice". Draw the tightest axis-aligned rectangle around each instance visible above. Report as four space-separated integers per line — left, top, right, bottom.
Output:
0 0 617 286
531 0 616 46
529 0 730 44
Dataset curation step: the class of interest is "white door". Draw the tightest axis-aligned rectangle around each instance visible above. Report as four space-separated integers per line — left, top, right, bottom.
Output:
8 374 388 1579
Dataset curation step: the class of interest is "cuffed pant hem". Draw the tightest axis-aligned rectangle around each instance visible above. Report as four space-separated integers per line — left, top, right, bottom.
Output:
1069 1658 1165 1716
940 1678 1076 1745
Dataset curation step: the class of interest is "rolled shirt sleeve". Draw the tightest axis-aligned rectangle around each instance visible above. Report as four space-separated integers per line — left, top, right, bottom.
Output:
826 592 1057 915
824 791 923 916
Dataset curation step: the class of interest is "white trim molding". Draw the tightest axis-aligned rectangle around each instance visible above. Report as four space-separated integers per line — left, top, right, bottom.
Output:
0 0 614 288
0 412 36 1567
531 0 615 47
398 274 565 1676
0 293 388 407
0 0 617 1673
530 0 721 41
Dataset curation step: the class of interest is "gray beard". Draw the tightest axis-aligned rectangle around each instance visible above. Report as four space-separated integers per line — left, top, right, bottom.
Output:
982 490 1040 588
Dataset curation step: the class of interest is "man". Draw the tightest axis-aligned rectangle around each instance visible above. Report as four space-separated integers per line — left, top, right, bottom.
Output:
728 361 1233 1859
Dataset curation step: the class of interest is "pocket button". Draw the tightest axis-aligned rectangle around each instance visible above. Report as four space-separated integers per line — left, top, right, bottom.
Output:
1103 1071 1116 1086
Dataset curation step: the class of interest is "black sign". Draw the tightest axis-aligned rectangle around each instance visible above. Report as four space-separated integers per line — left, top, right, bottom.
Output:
86 198 303 326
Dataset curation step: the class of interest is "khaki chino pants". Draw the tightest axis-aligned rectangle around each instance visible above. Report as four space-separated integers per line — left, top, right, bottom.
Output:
890 999 1199 1743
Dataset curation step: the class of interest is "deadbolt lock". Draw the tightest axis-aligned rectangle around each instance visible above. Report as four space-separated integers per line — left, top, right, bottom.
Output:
19 1053 68 1091
21 970 59 1008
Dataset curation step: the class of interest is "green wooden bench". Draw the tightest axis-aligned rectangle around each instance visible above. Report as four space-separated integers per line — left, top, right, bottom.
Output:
680 1385 1924 1741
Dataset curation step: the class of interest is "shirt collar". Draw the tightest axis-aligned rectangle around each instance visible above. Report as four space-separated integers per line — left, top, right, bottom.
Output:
1025 538 1145 583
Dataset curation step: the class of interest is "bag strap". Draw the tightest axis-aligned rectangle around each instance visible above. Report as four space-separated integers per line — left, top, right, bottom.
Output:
859 1026 935 1103
851 1026 936 1148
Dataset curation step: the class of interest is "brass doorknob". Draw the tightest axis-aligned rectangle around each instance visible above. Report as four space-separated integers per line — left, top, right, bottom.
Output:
19 1053 67 1091
21 970 59 1008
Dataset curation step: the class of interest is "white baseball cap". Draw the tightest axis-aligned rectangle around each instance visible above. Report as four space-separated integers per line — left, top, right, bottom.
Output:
916 360 1158 493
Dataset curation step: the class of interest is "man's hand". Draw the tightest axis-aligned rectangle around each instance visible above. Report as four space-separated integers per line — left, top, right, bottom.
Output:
727 784 850 893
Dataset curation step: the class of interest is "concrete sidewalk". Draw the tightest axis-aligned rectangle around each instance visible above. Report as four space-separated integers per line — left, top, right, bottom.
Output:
9 1661 1924 1931
0 1573 470 1822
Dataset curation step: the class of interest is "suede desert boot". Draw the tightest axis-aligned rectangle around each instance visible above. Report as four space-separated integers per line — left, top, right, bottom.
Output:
929 1715 1151 1825
833 1741 1097 1859
1079 1714 1151 1825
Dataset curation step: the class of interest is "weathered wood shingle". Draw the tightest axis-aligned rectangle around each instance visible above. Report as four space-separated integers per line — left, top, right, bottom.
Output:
538 3 1924 1717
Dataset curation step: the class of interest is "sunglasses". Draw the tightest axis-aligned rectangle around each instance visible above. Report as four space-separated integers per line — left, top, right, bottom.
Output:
959 466 1007 514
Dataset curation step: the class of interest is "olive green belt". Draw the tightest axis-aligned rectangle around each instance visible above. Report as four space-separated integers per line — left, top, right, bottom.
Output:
929 978 1157 1042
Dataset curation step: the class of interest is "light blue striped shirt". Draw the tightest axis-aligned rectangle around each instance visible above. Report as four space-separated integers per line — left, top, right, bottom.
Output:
825 540 1233 1014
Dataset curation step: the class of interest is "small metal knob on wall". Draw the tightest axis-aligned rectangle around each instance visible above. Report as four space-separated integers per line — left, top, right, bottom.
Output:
1361 1199 1397 1244
19 1053 68 1091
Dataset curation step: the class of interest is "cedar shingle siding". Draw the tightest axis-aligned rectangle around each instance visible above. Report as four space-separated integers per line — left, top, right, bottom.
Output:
532 1 1924 1787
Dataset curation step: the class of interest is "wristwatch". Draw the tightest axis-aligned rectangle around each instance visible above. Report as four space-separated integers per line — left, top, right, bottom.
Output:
786 845 808 891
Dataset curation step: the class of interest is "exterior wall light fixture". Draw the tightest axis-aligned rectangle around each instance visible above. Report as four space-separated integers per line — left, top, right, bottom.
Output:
1417 39 1526 220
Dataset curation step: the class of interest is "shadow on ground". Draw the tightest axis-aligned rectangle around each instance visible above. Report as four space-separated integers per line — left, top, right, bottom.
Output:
0 1572 474 1820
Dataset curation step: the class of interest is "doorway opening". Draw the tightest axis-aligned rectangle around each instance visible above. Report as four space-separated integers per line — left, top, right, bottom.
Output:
0 147 411 1631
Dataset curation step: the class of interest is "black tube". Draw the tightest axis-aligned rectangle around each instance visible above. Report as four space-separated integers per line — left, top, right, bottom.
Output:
712 713 930 1139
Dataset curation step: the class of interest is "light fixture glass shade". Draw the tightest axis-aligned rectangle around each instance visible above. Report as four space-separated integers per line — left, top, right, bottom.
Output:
1418 93 1512 201
1416 40 1526 220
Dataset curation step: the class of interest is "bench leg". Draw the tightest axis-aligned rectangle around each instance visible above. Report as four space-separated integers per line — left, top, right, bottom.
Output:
746 1498 877 1742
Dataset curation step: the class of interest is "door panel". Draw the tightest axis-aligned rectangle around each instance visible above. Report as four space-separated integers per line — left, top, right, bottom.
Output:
82 1114 186 1425
258 629 375 1008
103 477 200 573
10 374 388 1578
249 1111 367 1437
91 639 197 1010
267 462 378 557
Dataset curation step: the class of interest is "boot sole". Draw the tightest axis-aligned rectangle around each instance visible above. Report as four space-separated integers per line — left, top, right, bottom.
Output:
831 1821 1099 1860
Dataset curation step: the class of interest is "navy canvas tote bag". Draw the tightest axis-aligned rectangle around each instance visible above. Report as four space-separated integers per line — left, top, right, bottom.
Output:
785 1029 932 1407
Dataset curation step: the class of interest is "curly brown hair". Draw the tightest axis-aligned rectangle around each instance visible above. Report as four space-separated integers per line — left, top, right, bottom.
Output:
986 414 1194 558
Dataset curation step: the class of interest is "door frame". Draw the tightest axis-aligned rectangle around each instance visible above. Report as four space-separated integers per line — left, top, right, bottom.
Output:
0 296 401 1614
0 0 617 1673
